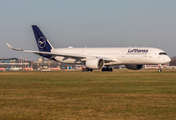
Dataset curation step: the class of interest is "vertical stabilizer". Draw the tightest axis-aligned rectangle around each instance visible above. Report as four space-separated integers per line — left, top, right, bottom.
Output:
32 25 53 52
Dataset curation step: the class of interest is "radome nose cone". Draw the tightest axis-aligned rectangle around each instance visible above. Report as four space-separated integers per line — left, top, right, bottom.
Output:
166 56 171 63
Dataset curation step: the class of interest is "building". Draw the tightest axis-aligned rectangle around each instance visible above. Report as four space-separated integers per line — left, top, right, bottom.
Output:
0 58 19 63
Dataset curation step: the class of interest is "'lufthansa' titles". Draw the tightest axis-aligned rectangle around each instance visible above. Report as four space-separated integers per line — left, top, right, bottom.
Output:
127 49 148 55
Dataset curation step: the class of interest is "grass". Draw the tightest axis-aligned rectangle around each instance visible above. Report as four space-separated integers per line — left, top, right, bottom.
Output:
0 69 176 120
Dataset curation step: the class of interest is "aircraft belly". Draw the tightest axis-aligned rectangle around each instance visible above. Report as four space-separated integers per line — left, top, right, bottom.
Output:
54 56 75 63
119 55 146 64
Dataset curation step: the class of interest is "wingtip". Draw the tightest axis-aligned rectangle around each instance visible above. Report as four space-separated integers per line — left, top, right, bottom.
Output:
6 42 12 49
6 42 23 51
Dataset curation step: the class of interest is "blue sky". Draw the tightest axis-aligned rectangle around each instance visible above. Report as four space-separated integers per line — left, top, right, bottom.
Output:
0 0 176 60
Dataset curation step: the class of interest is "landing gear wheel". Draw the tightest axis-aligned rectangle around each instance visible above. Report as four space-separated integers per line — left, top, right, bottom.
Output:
82 68 86 72
102 67 113 72
158 64 163 72
86 68 90 72
82 68 93 72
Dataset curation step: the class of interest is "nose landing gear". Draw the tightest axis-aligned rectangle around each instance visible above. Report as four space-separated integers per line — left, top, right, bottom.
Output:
158 64 162 72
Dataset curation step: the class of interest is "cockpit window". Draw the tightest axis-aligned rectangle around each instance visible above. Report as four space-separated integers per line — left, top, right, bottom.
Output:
159 52 167 55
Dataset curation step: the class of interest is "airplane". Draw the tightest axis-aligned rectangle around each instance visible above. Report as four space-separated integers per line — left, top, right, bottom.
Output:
6 25 171 72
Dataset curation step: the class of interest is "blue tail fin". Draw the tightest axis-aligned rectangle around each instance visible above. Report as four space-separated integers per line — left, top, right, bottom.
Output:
32 25 53 52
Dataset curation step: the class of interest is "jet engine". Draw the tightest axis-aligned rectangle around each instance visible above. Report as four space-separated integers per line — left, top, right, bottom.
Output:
86 58 104 69
125 64 143 70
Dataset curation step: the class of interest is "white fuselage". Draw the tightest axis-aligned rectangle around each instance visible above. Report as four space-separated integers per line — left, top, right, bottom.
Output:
51 47 171 66
7 25 171 69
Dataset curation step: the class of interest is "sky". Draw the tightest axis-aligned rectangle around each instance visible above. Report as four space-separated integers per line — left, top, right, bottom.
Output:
0 0 176 60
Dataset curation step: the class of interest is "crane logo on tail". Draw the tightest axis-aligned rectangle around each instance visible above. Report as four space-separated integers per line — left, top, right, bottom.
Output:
38 37 46 48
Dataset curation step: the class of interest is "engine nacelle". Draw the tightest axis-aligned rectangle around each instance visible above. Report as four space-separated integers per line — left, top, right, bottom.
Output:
125 64 143 70
86 58 104 69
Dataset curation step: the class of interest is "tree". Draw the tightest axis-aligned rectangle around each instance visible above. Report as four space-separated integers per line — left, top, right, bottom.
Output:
170 56 176 66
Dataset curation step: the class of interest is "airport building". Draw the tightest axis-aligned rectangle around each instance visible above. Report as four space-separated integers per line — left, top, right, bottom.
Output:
0 58 19 63
0 57 82 71
0 58 30 71
0 57 174 71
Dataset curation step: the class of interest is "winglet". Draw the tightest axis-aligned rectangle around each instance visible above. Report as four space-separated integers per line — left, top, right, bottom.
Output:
6 42 23 51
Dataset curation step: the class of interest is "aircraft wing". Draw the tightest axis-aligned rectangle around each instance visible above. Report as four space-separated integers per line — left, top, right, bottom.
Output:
6 43 117 62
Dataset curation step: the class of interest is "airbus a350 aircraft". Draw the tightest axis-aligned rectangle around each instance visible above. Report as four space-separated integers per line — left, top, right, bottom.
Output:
6 25 171 72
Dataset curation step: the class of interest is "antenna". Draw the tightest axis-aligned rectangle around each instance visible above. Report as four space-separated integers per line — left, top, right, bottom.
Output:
25 53 27 69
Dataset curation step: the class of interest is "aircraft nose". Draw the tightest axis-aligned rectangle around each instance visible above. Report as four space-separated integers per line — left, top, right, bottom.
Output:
166 56 171 63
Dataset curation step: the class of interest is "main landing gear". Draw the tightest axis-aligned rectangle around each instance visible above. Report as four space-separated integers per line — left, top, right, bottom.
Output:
82 68 93 72
82 67 113 72
102 66 113 72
